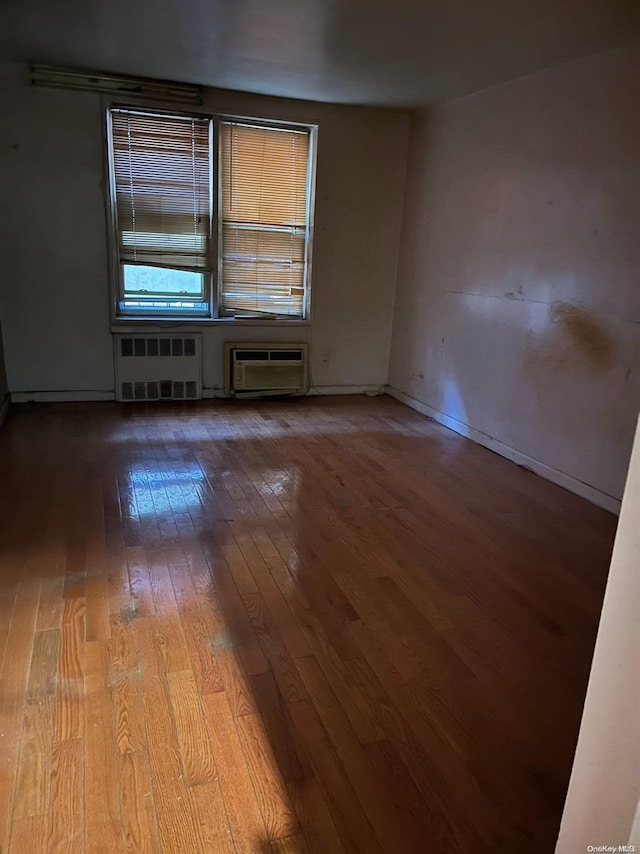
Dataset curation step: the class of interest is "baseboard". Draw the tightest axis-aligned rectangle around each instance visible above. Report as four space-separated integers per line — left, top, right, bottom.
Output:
10 385 384 403
0 393 9 426
307 384 385 396
11 390 116 403
386 385 621 515
203 384 385 399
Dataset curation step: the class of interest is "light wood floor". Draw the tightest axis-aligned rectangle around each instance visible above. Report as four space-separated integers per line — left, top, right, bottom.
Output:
0 396 616 853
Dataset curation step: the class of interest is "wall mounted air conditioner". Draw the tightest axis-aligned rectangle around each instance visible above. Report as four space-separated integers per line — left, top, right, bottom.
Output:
114 334 202 402
224 343 308 398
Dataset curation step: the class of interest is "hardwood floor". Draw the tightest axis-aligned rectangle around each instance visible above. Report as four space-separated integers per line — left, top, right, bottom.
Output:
0 395 617 853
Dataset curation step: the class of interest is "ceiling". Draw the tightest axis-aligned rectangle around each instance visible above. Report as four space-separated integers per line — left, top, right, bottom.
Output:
1 0 639 108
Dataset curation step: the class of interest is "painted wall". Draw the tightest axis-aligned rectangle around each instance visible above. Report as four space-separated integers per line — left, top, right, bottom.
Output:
556 415 640 851
0 315 7 405
388 44 640 504
0 62 409 397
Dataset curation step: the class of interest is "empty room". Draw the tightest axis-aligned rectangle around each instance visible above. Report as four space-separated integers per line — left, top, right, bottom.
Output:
0 0 639 851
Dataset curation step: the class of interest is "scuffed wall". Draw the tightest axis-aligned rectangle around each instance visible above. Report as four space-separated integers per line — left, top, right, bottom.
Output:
389 44 640 503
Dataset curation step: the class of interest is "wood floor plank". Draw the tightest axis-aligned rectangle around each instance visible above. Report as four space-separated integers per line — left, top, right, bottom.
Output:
167 669 217 787
0 579 40 854
202 690 270 854
287 698 384 854
201 601 259 718
112 677 146 756
12 696 54 820
84 640 122 853
46 738 84 854
229 523 311 661
244 592 307 704
27 628 60 700
365 738 446 851
169 563 224 695
9 814 47 854
210 555 270 677
54 597 85 744
36 576 65 632
294 655 418 854
85 573 111 643
118 751 161 854
133 617 204 852
235 711 300 842
189 780 236 853
285 771 347 854
0 593 17 676
268 835 311 853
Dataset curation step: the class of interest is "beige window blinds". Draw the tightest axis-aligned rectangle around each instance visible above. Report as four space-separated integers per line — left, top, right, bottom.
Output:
110 109 212 272
220 122 311 318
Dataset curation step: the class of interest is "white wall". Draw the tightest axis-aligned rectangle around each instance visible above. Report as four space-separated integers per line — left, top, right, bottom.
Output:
388 44 640 506
0 62 409 397
556 415 640 851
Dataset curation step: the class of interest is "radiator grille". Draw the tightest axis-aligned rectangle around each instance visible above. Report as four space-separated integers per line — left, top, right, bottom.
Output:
120 337 197 359
119 380 198 402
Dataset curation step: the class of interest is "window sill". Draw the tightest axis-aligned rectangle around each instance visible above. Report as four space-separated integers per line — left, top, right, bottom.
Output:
110 316 312 333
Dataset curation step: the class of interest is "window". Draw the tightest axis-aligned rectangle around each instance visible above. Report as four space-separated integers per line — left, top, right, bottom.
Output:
109 109 212 316
220 122 310 318
107 108 314 320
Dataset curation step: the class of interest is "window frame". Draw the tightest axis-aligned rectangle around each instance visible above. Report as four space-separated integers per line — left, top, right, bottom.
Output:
104 102 317 326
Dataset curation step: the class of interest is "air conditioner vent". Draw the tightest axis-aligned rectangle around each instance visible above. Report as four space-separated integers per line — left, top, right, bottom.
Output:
114 335 202 402
235 350 270 361
271 350 303 361
224 342 308 397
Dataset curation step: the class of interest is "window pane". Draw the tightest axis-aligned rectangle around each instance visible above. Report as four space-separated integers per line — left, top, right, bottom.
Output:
120 299 209 313
123 265 205 299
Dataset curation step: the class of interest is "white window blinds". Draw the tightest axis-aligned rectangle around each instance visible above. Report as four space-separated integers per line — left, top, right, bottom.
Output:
110 109 212 271
220 122 311 318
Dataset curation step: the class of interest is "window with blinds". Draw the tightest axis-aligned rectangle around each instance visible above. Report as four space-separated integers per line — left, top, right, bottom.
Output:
109 109 212 314
107 108 314 320
219 122 311 319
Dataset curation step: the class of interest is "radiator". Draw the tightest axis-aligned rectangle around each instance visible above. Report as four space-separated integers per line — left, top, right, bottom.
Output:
114 334 202 402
